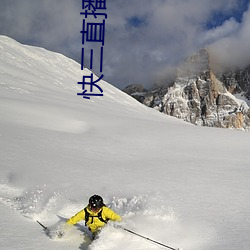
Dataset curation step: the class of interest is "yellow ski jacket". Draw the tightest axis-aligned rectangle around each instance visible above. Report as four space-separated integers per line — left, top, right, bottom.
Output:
67 206 121 233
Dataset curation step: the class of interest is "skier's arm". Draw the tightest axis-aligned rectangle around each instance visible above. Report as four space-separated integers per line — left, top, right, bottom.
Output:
103 207 122 222
67 209 85 225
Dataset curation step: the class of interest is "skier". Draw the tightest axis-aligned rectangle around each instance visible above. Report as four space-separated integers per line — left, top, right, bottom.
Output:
66 194 122 239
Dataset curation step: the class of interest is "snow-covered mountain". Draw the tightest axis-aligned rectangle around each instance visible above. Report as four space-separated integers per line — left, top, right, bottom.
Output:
124 49 250 130
1 36 250 250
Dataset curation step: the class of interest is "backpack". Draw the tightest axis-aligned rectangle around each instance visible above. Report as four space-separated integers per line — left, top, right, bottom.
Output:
84 206 109 226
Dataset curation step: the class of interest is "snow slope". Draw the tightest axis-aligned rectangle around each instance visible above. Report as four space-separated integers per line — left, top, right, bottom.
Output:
0 35 250 250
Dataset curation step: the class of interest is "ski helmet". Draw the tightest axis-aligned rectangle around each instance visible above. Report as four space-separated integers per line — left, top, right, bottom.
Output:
89 195 104 210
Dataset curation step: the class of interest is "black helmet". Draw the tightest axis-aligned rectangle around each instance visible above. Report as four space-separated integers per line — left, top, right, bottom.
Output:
89 195 104 210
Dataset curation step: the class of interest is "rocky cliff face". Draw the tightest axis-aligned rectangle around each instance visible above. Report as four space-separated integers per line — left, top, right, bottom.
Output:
123 49 250 130
217 66 250 99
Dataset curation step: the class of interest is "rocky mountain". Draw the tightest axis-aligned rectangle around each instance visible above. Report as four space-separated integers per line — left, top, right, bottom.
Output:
217 66 250 100
123 49 250 130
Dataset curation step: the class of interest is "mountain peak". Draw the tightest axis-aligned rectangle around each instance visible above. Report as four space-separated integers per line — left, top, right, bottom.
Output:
124 48 250 130
177 49 210 78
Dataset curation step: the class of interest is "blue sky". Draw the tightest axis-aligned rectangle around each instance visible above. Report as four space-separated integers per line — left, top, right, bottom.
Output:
206 0 249 28
0 0 249 89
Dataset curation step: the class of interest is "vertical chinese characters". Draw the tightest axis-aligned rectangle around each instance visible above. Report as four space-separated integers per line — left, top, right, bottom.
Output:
78 0 107 99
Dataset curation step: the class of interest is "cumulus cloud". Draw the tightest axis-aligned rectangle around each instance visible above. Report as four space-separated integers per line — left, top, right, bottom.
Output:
0 0 82 59
103 0 249 87
200 18 240 45
0 0 249 88
209 4 250 69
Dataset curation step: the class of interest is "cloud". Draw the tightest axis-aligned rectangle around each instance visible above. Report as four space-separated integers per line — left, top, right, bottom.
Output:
200 18 240 45
0 0 249 89
0 0 82 58
103 0 249 87
209 3 250 69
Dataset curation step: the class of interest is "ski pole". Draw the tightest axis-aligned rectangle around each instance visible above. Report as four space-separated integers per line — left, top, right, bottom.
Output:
37 220 48 231
122 227 180 250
